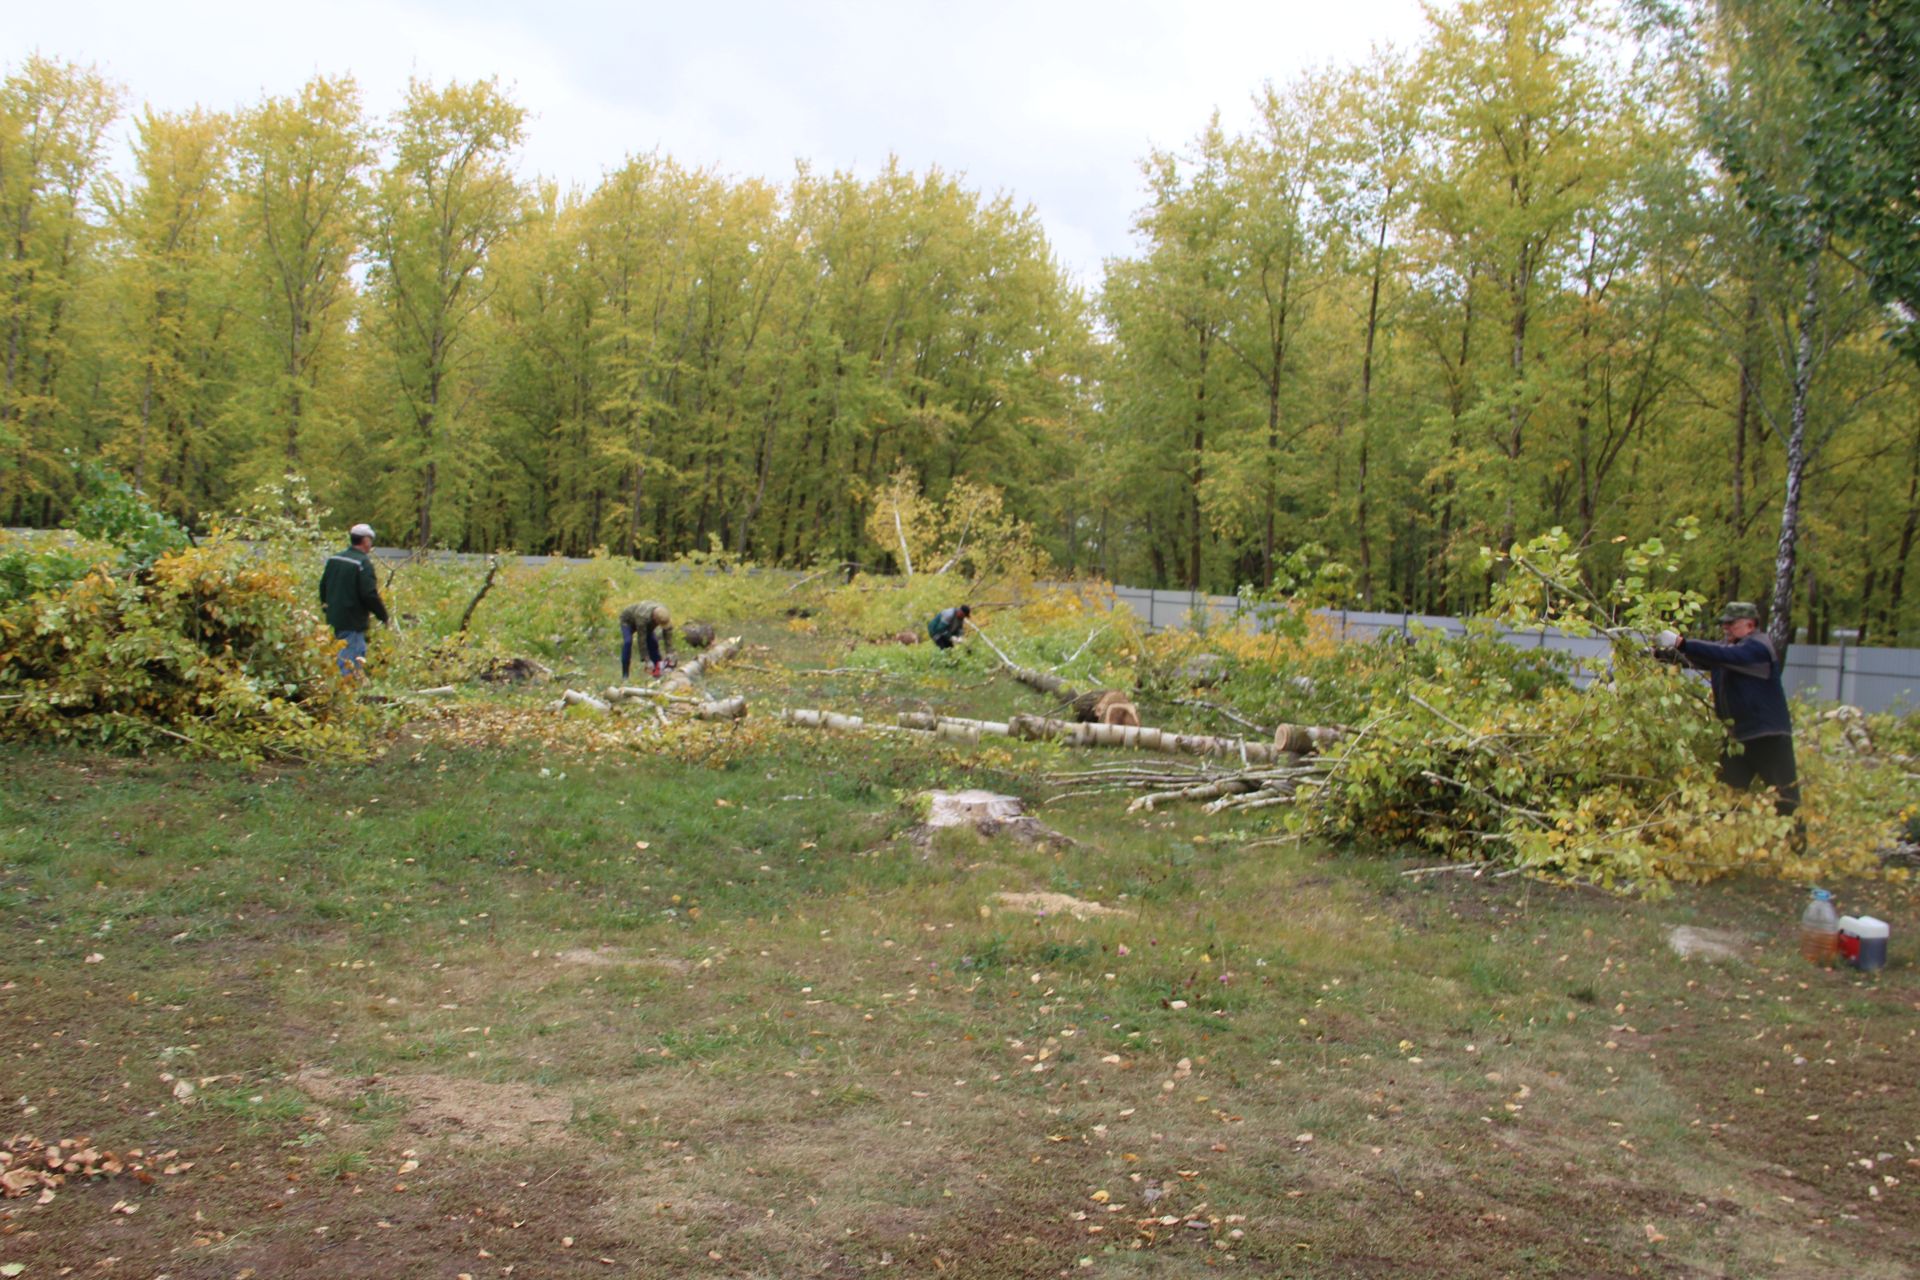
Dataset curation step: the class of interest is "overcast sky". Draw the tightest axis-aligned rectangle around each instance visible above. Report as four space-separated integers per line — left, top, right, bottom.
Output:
7 0 1430 288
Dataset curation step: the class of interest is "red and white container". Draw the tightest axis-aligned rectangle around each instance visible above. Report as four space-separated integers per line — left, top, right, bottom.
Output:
1837 916 1863 965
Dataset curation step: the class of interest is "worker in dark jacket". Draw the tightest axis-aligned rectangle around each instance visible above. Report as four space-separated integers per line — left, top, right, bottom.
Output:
927 604 971 650
619 601 673 678
318 523 389 677
1656 601 1798 815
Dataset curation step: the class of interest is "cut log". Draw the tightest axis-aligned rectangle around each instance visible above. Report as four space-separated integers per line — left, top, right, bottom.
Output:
1073 689 1140 727
782 708 866 732
1008 713 1284 764
550 689 610 714
1007 662 1137 724
658 636 742 695
897 712 1011 737
780 707 915 734
694 696 747 721
1010 665 1073 699
1273 723 1344 754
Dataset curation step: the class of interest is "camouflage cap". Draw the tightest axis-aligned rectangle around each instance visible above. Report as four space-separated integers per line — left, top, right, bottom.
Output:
1716 601 1760 624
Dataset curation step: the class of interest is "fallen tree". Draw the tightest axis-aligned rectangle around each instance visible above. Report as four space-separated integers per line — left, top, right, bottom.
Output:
1007 713 1290 764
602 686 747 721
1002 662 1140 726
659 636 742 695
781 707 923 736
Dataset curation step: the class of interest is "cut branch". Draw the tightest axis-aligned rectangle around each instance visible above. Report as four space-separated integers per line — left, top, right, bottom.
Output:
456 555 501 635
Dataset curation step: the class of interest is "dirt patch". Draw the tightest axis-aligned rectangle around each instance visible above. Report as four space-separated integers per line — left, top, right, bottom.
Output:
993 891 1127 920
550 946 691 972
291 1065 363 1107
295 1068 573 1146
1667 925 1750 962
392 1073 575 1145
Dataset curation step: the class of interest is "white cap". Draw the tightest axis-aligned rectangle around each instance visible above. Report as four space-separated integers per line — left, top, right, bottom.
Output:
1853 916 1889 940
349 523 375 540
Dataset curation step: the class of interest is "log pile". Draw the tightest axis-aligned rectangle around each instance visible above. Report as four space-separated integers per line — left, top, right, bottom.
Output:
1273 722 1345 753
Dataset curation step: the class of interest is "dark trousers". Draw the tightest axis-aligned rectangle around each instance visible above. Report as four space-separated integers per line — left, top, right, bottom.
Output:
621 623 662 677
932 633 955 650
1721 733 1799 816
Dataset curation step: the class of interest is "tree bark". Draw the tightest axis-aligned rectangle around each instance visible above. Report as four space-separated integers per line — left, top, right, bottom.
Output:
1769 241 1826 656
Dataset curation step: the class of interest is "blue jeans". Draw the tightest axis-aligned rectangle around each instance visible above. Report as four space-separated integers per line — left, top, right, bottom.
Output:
334 629 367 677
621 623 662 677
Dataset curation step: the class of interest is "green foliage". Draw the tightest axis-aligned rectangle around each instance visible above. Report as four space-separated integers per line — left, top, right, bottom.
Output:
69 460 192 569
0 463 193 605
0 539 91 607
1483 521 1707 639
1294 640 1797 890
0 537 365 760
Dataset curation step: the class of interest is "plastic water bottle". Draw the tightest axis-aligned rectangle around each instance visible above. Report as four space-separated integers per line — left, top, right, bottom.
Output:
1800 889 1839 965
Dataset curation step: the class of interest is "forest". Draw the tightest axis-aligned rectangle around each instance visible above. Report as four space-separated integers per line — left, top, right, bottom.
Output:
2 0 1915 642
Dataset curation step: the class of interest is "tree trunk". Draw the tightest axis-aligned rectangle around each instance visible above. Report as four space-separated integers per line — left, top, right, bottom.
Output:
1881 409 1920 641
1729 286 1760 600
1769 243 1825 656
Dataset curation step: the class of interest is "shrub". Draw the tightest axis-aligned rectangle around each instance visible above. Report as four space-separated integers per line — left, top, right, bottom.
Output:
0 537 365 761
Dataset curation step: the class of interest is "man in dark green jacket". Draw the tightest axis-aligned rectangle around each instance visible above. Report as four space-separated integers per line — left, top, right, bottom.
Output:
319 523 389 677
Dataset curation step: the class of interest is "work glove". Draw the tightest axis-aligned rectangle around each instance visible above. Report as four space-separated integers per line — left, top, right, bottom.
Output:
1654 629 1680 650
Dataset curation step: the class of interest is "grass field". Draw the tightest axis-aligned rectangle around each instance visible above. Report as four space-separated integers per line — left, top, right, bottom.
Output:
3 611 1917 1278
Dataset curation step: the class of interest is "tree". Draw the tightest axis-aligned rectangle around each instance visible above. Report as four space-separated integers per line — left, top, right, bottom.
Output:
365 77 525 548
0 56 118 522
100 107 234 519
230 75 371 484
1797 1 1920 365
1418 0 1625 560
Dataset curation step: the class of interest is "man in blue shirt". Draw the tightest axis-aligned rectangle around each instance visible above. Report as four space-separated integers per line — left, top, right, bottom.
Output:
1656 601 1798 815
